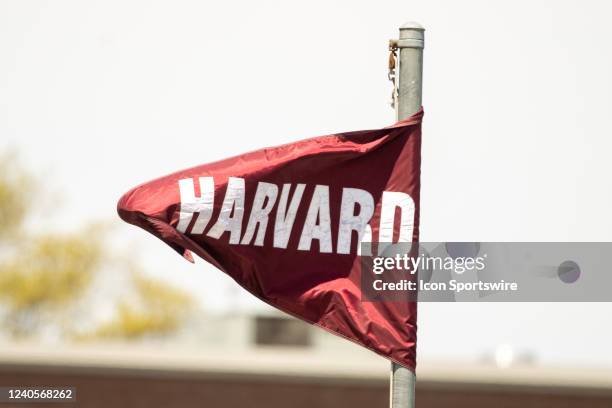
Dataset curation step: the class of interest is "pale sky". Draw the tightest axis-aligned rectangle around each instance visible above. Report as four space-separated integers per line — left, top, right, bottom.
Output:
1 0 611 366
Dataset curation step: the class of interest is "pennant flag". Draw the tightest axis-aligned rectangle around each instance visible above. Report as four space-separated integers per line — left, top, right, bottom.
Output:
117 109 423 370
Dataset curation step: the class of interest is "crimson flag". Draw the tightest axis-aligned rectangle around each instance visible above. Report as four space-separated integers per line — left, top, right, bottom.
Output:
117 109 423 370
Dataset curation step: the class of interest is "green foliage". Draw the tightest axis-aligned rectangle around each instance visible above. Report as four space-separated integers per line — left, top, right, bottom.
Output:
0 153 193 340
0 152 32 240
93 275 193 339
0 233 100 337
0 235 100 309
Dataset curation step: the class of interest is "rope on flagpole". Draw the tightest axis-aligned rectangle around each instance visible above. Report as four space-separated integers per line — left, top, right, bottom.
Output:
388 40 399 109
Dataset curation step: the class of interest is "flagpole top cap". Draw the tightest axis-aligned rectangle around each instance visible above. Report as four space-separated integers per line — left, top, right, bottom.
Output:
398 22 424 48
400 21 424 30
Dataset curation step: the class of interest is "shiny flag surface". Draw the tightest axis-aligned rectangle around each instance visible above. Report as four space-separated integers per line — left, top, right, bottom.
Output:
118 108 423 370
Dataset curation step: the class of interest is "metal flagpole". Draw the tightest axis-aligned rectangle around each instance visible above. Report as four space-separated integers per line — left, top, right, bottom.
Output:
389 21 424 408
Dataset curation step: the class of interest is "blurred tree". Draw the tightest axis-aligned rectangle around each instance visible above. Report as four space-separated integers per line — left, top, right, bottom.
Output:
0 233 100 337
0 152 32 240
92 275 193 339
0 153 193 340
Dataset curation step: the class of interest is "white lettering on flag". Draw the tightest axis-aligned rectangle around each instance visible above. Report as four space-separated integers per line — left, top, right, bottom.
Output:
241 182 279 246
176 178 415 255
298 185 332 253
206 177 245 244
337 188 374 254
176 177 215 234
379 191 415 254
273 183 306 249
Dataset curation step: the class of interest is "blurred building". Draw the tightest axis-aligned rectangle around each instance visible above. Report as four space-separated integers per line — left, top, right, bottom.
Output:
1 312 611 408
